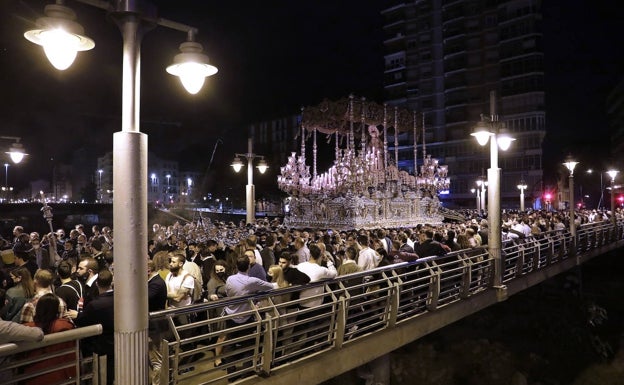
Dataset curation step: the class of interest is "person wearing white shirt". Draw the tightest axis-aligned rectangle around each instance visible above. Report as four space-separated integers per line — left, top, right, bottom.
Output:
357 234 380 271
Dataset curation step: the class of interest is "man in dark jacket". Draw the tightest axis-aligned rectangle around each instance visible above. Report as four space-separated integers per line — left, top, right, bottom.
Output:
414 229 447 258
75 269 114 385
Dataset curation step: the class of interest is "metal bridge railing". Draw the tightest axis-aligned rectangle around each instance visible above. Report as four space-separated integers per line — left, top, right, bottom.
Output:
0 324 102 385
0 219 621 384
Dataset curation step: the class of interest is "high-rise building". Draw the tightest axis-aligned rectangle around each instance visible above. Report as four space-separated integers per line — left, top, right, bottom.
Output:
382 0 545 209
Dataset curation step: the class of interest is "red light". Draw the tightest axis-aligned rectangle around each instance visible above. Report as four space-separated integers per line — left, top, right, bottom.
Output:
618 196 624 203
544 193 552 200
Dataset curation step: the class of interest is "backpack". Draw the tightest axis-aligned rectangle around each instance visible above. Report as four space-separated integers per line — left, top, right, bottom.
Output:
182 273 203 303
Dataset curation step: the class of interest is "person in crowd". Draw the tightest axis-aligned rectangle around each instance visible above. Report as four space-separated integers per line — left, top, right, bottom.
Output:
29 237 51 271
293 237 310 264
75 269 115 385
76 257 100 307
414 229 448 258
23 293 75 385
220 255 273 373
0 319 43 381
177 250 203 303
54 260 83 312
19 269 68 324
152 250 170 281
244 235 263 267
13 242 38 279
293 244 337 349
277 252 311 286
44 232 62 268
456 233 472 250
206 260 231 368
61 240 79 267
260 235 276 273
89 239 107 271
195 240 217 294
444 230 461 252
147 260 167 385
357 234 381 271
165 253 195 309
338 246 362 276
1 267 35 322
246 249 267 281
388 240 420 263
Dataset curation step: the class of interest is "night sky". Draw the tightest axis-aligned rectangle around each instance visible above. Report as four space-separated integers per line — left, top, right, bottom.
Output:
0 1 623 195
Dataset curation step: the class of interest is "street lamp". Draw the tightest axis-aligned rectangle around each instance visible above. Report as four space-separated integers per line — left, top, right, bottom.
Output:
470 188 479 212
517 180 527 212
23 1 218 384
1 136 28 164
607 169 619 225
471 90 515 289
98 169 103 202
476 178 487 213
562 156 578 238
232 137 268 224
166 174 171 202
4 163 8 189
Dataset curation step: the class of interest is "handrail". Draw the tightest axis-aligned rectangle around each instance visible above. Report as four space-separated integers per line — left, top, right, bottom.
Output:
0 324 102 356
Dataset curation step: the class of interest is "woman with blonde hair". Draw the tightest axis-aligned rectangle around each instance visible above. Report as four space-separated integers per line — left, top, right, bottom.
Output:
152 250 170 281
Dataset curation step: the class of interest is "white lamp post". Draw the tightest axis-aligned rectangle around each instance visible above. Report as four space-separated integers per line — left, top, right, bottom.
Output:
98 169 103 202
607 169 619 225
563 157 578 237
471 188 479 212
475 180 483 213
517 181 527 212
4 163 8 189
24 1 217 384
471 90 515 289
232 137 268 224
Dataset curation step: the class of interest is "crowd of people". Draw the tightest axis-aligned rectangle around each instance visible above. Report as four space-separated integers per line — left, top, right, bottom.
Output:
0 206 620 383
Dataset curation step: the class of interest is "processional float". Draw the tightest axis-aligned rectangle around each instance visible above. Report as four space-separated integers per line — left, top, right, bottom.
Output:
278 95 450 230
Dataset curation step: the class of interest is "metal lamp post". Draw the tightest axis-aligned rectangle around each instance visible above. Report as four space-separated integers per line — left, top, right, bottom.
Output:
471 90 515 289
4 163 8 189
23 1 218 384
563 157 578 239
517 180 527 212
166 174 171 203
607 169 619 225
232 137 268 224
98 169 103 202
471 188 479 212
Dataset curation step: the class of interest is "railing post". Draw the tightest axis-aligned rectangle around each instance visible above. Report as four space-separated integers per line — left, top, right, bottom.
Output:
159 338 170 385
459 253 472 298
335 296 347 349
388 282 399 327
426 264 440 311
261 313 273 376
515 243 525 277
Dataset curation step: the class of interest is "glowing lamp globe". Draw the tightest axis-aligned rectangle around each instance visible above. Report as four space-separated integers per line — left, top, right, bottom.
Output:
231 157 243 173
24 3 94 70
471 121 493 146
167 41 218 94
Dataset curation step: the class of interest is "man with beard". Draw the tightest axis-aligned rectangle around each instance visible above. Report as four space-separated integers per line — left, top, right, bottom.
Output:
165 254 195 309
76 257 100 307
